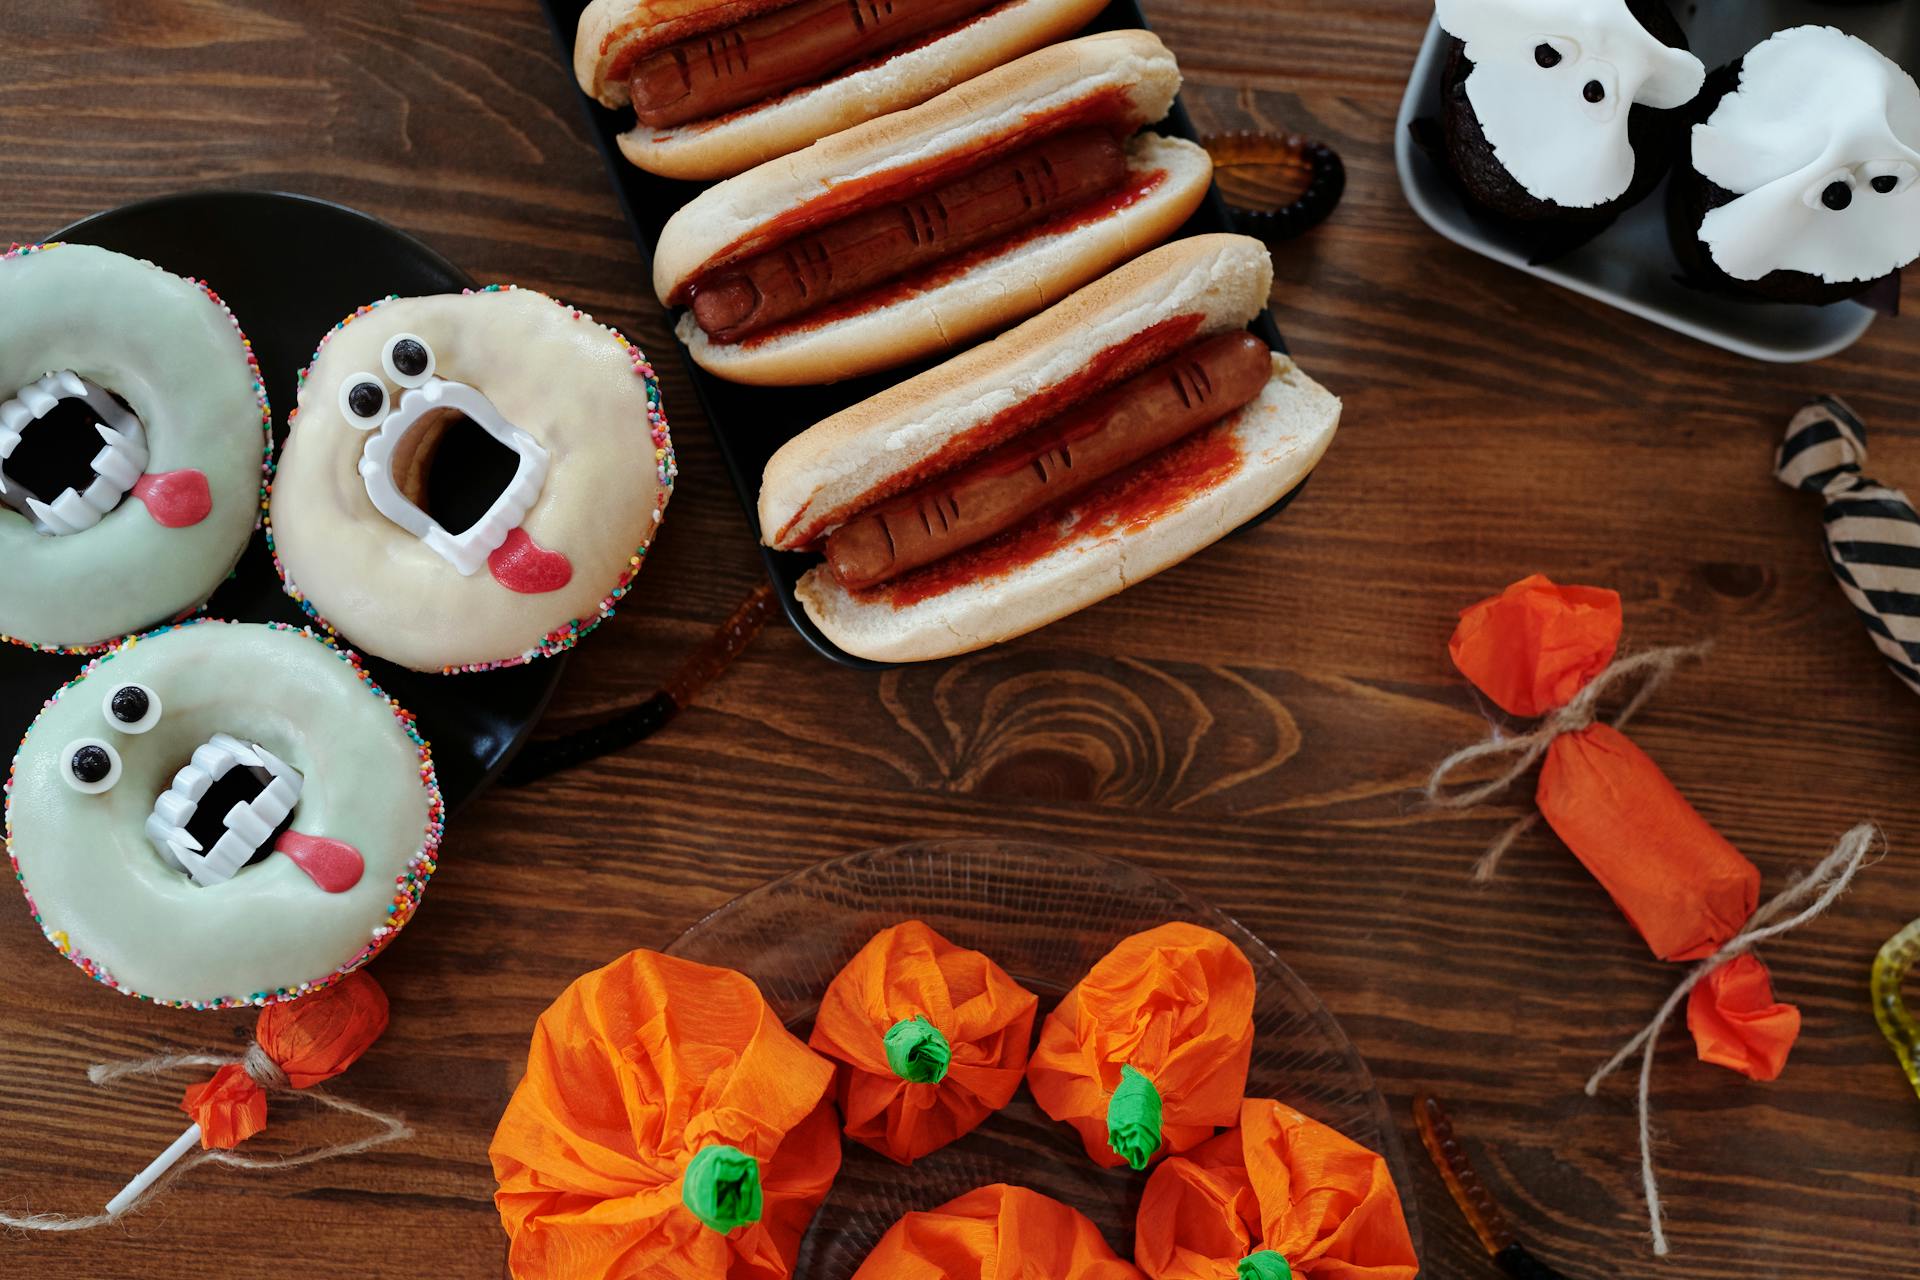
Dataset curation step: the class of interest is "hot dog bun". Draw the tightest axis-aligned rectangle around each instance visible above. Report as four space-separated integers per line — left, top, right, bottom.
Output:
653 32 1205 385
577 0 1113 179
759 234 1342 662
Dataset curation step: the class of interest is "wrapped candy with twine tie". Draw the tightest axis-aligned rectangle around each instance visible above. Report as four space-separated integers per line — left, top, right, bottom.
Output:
489 949 842 1280
1425 574 1879 1254
1776 396 1920 696
0 970 407 1231
849 1184 1146 1280
1027 922 1255 1171
808 920 1039 1164
1134 1097 1419 1280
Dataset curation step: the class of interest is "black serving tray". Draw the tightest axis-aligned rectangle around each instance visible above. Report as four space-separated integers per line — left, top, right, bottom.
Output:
540 0 1306 668
0 192 563 810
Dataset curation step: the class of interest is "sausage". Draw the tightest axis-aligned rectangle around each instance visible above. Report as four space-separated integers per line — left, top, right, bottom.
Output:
690 127 1127 341
826 331 1274 590
629 0 998 128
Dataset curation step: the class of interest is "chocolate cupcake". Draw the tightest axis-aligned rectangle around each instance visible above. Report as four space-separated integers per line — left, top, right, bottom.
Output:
1434 0 1705 253
1669 25 1920 306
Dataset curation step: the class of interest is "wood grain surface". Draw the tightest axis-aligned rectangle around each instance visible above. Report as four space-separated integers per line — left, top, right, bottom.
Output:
4 2 1919 1276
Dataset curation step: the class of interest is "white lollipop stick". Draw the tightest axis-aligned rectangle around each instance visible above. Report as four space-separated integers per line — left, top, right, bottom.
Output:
105 1123 202 1217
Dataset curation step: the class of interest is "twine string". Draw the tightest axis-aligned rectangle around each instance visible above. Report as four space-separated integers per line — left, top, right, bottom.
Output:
1582 823 1880 1257
1423 643 1712 880
0 1045 410 1233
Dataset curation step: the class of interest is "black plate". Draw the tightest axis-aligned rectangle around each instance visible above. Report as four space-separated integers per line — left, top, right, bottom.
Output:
0 191 564 810
540 0 1307 668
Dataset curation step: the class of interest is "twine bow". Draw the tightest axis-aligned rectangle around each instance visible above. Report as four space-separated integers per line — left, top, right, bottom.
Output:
1423 643 1712 879
1583 823 1880 1256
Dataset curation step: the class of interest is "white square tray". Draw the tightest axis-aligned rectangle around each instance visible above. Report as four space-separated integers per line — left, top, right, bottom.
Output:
1394 3 1920 363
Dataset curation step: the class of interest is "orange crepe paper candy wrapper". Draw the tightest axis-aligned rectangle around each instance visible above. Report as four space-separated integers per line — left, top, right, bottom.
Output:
850 1183 1145 1280
809 919 1039 1164
1448 575 1622 718
183 968 391 1149
1535 723 1758 963
1135 1098 1418 1280
1028 922 1255 1170
1685 953 1800 1082
1446 574 1795 1080
490 949 843 1280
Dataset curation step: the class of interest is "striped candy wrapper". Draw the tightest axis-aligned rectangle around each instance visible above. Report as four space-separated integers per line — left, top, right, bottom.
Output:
1777 397 1920 697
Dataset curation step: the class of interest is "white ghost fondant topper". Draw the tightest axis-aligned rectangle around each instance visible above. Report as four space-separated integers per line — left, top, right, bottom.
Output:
1694 26 1920 285
1436 0 1704 207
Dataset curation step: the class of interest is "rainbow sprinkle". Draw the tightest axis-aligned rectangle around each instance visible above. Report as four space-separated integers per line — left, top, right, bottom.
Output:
0 243 275 656
2 617 444 1010
265 284 676 674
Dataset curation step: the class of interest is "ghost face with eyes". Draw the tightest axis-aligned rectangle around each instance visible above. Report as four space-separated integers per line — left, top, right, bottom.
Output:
1692 26 1920 288
5 621 440 1009
269 288 673 673
1437 0 1704 208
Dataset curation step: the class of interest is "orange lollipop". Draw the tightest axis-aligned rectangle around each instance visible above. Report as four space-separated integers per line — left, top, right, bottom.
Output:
179 967 391 1150
490 949 842 1280
1027 922 1255 1170
809 920 1039 1163
851 1183 1145 1279
1136 1098 1418 1280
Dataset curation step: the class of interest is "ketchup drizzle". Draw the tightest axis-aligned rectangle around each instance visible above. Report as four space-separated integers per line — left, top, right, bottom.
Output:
878 417 1245 609
778 312 1205 547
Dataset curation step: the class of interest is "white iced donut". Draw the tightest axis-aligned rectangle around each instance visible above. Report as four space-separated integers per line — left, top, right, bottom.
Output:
0 244 270 652
267 287 676 673
1694 26 1920 284
4 620 442 1010
1436 0 1704 207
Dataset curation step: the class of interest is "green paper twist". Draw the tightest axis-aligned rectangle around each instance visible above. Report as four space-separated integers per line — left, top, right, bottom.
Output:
1106 1064 1164 1171
682 1144 763 1233
884 1015 952 1084
1238 1250 1293 1280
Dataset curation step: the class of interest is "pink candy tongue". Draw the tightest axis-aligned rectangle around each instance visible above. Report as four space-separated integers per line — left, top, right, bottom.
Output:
131 469 212 528
488 527 573 594
274 832 365 893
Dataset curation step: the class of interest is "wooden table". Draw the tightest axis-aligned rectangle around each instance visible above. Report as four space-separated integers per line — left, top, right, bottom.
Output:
4 2 1918 1276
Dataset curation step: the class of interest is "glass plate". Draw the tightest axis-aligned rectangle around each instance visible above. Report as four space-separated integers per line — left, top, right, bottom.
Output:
668 839 1423 1278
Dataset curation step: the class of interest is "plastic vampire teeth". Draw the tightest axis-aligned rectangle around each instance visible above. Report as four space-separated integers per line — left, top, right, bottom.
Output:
0 371 149 535
145 732 304 886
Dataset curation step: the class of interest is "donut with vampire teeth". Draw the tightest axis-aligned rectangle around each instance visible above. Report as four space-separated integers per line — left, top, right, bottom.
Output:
0 244 271 653
268 286 675 673
4 620 442 1010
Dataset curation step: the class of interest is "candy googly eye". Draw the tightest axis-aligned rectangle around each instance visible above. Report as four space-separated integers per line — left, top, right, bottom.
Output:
1577 64 1617 118
340 375 390 429
382 334 435 388
1807 170 1856 211
102 682 161 734
1533 37 1576 69
1863 161 1916 197
62 739 122 794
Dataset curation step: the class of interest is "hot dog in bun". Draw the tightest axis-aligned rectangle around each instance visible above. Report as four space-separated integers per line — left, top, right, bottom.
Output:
758 233 1342 662
653 31 1214 385
576 0 1112 179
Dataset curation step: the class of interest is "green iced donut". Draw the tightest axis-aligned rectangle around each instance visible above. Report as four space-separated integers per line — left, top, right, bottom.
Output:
4 620 441 1009
0 243 270 653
